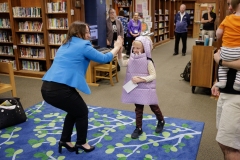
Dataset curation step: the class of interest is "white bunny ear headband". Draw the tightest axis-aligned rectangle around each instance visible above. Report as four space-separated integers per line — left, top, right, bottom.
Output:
141 31 154 36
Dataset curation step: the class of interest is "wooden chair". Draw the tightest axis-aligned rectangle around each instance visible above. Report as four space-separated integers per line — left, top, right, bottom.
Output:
0 62 17 97
93 56 119 86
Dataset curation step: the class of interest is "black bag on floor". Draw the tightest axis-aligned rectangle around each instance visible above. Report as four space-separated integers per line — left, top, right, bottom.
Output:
0 97 27 129
180 61 191 82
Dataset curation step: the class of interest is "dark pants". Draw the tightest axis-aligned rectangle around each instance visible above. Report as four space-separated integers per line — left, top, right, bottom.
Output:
174 32 188 54
126 37 136 56
135 104 164 128
41 81 88 145
123 33 127 49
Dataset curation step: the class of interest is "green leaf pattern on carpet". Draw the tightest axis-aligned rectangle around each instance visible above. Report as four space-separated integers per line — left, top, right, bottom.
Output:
0 102 203 159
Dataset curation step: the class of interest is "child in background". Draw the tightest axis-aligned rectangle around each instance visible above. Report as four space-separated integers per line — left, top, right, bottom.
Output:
215 0 240 91
118 35 165 139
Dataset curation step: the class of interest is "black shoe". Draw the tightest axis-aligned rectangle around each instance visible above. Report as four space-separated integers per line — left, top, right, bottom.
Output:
182 53 186 56
58 141 76 154
155 120 165 133
131 128 143 139
173 53 178 56
75 144 95 153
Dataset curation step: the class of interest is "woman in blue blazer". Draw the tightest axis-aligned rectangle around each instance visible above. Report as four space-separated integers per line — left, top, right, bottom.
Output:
41 21 122 154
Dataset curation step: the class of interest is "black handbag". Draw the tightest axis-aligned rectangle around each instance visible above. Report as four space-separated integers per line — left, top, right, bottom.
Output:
0 97 27 129
180 60 191 82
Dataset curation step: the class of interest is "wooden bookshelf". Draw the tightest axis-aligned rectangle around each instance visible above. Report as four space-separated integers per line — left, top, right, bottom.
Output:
112 0 132 18
43 0 72 67
151 0 171 47
183 1 195 37
10 0 47 76
0 0 82 78
0 0 16 69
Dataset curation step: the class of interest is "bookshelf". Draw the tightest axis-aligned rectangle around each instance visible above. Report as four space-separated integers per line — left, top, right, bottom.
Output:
0 0 79 78
11 1 46 77
44 0 71 67
112 0 132 18
181 0 195 37
152 0 171 47
0 0 16 69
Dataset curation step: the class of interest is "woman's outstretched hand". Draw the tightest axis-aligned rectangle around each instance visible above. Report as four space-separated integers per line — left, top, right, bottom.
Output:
114 36 123 49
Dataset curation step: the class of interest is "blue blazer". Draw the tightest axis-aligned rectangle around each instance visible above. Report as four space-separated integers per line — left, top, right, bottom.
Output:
42 37 113 94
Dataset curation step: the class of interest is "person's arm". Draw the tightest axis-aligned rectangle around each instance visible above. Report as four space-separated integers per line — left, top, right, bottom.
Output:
208 12 213 22
216 17 226 39
106 20 110 46
138 21 142 35
119 20 124 38
216 28 223 39
223 60 240 70
201 13 210 23
132 60 156 84
212 13 216 23
214 49 240 70
187 14 190 26
117 46 128 67
211 79 220 96
84 36 123 63
128 20 133 36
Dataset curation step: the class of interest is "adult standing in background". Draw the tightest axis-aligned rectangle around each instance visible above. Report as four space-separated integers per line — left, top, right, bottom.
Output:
211 0 240 159
106 8 124 48
126 12 141 58
106 8 124 71
173 4 190 56
41 21 123 154
201 4 216 40
118 10 128 50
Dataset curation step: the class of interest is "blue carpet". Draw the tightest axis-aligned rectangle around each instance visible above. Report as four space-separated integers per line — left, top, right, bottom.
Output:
0 101 204 160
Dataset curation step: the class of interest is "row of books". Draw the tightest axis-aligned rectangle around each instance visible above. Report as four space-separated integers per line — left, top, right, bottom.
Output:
159 16 168 21
157 9 169 15
0 31 12 42
186 10 194 14
0 46 13 55
22 60 43 71
12 7 41 17
159 29 164 34
50 48 58 59
48 18 68 29
18 21 43 31
20 34 44 45
156 35 168 42
47 1 67 13
159 22 167 28
0 59 16 69
20 47 45 58
154 22 167 29
0 19 10 28
49 33 66 45
0 3 9 12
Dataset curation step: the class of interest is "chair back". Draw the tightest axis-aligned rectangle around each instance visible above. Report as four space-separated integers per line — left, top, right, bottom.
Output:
0 62 17 96
93 56 119 86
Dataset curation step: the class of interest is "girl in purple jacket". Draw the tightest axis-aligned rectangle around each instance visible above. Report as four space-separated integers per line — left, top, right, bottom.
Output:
118 35 165 139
